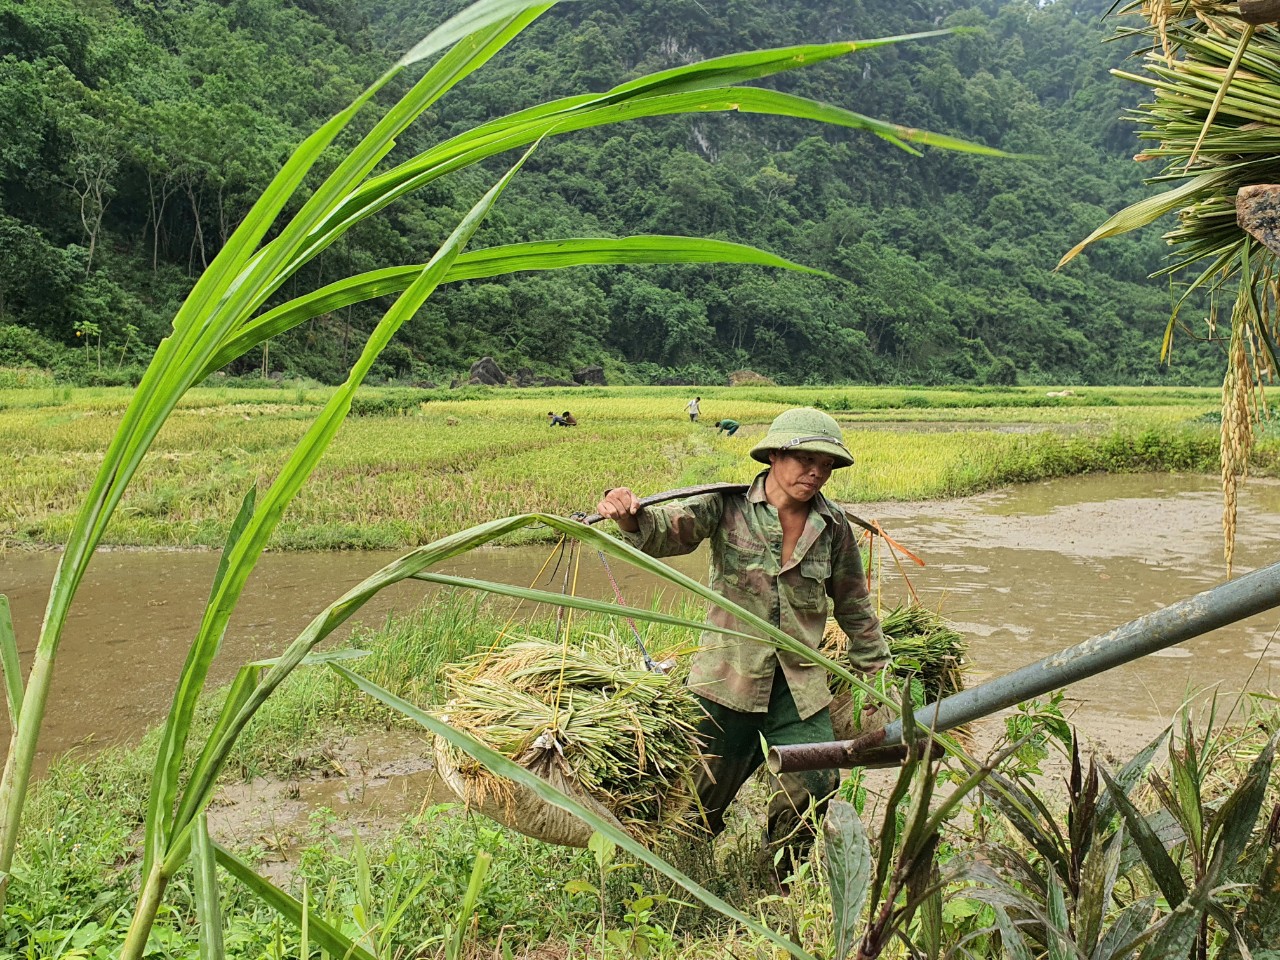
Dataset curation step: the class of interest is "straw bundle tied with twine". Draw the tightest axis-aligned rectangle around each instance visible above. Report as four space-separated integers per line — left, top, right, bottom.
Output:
434 633 704 848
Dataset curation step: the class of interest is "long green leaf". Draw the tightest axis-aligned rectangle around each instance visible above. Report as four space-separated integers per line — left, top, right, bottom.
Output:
322 84 1005 253
331 663 817 960
153 145 538 881
200 236 833 379
238 5 555 320
410 571 838 648
142 485 255 880
1059 169 1232 268
993 905 1034 960
397 0 566 67
299 34 1002 270
213 842 377 960
1208 729 1279 871
825 799 872 960
184 662 265 807
274 37 915 291
0 598 19 727
1099 766 1188 909
190 813 225 960
604 31 952 101
448 851 492 960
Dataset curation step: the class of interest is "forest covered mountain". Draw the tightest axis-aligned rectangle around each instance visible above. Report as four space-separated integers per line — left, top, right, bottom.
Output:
0 0 1220 386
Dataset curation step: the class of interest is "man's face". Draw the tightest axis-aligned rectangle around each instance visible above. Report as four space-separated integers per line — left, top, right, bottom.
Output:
768 449 836 502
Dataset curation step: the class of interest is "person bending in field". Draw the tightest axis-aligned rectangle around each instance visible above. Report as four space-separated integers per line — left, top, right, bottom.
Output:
548 411 568 427
715 418 739 436
562 411 578 426
595 408 887 880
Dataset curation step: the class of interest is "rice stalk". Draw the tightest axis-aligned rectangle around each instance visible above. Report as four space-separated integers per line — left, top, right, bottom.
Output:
1222 308 1253 574
823 605 967 704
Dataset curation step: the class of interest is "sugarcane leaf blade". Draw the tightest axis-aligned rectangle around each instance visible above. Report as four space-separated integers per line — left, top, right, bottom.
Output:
201 236 832 378
191 813 225 960
0 597 20 727
213 841 378 960
1059 172 1228 268
397 0 567 67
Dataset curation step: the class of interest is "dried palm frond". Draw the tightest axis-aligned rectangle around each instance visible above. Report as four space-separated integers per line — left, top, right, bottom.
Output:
1065 1 1280 564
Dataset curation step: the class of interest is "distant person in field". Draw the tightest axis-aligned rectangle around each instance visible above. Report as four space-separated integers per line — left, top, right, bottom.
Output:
562 411 578 426
596 407 887 883
685 396 701 422
548 411 568 426
715 418 740 436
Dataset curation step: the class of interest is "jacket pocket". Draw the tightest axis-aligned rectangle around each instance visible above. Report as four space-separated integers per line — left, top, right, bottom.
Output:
796 554 832 607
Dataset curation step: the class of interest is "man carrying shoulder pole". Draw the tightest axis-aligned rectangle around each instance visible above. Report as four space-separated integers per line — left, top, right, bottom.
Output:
596 408 888 877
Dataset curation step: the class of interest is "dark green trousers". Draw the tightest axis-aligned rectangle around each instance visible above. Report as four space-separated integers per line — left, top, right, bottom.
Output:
693 668 839 867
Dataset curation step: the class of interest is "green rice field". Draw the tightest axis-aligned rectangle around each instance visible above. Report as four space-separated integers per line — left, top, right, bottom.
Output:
3 383 1269 550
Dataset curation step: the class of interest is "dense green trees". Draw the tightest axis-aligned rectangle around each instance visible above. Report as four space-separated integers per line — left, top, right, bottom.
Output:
0 0 1221 385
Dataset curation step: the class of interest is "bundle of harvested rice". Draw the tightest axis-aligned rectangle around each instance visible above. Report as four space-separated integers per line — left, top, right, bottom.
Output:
823 604 967 739
434 633 704 848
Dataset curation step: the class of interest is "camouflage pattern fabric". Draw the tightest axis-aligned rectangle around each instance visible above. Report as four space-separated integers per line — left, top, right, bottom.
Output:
619 470 887 719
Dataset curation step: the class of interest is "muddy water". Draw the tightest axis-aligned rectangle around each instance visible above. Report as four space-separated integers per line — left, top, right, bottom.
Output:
867 473 1280 755
3 472 1279 770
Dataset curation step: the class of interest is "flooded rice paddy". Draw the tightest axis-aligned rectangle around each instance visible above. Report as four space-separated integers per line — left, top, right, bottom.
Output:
3 472 1279 771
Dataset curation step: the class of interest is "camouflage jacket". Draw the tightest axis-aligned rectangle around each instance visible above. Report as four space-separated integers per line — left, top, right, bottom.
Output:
619 471 887 719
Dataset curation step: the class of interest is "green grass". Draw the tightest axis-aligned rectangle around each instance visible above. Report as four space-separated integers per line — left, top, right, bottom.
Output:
2 384 1267 550
3 594 755 957
12 591 1280 959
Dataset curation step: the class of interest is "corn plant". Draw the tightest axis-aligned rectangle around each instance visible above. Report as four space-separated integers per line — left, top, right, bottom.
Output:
0 0 1005 954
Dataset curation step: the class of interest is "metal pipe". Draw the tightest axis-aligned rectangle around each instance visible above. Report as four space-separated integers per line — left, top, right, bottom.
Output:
771 558 1280 773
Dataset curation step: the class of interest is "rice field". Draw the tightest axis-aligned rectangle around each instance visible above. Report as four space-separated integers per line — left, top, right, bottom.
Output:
1 383 1267 550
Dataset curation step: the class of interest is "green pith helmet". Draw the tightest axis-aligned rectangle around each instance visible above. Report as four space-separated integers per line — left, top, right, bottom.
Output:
750 407 854 468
